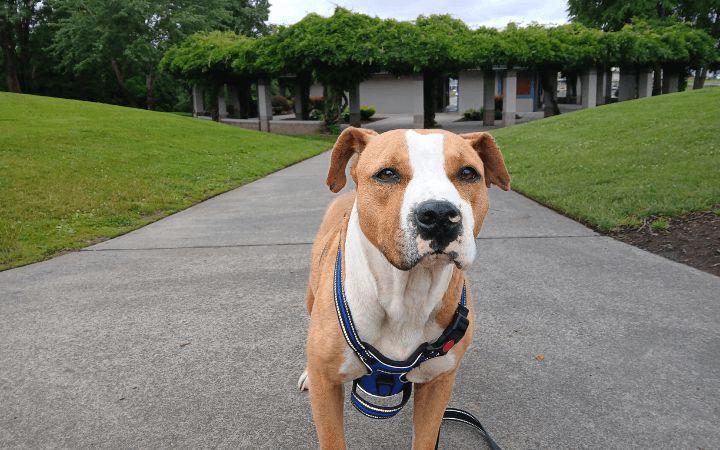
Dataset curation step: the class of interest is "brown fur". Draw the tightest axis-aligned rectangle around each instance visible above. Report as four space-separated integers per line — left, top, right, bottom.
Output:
352 129 414 269
459 132 511 191
305 127 509 449
326 128 379 193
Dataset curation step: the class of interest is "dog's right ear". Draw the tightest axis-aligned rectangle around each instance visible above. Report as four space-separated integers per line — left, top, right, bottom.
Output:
327 127 378 193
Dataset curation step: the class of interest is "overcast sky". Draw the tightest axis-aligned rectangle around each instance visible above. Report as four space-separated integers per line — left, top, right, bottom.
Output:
268 0 571 30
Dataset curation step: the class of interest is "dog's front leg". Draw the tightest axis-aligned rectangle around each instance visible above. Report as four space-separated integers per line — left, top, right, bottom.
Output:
412 370 457 450
308 367 347 450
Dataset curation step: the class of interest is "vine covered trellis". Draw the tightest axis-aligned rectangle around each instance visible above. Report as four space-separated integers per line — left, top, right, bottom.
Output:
160 7 718 128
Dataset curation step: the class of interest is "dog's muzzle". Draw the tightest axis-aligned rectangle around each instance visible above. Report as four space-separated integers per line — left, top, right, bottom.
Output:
414 200 463 253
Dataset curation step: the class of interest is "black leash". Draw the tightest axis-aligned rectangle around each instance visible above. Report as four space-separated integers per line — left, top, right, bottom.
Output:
436 408 502 450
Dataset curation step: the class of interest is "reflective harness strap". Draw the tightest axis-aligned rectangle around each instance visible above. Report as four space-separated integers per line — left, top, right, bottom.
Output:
350 380 412 419
333 242 501 449
333 244 466 410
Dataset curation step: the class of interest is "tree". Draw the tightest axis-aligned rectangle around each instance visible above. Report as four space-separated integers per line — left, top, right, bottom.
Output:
378 14 473 127
51 0 231 110
568 0 678 32
568 0 720 90
0 0 42 93
267 8 383 132
161 30 254 120
486 23 605 115
161 8 716 128
604 20 716 87
222 0 273 37
677 0 720 87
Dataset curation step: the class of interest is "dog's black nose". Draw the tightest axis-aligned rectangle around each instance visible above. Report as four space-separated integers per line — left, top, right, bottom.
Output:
414 200 462 251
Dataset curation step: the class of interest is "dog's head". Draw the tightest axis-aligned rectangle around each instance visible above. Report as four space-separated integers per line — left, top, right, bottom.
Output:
327 127 510 271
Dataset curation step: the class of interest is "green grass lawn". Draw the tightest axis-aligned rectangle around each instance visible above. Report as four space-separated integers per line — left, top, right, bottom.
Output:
490 88 720 230
0 93 333 270
2 89 718 270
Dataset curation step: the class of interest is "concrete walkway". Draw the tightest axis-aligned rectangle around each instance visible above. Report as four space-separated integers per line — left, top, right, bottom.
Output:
1 149 719 449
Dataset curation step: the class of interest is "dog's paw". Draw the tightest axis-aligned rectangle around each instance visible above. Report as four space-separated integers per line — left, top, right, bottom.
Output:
297 369 310 391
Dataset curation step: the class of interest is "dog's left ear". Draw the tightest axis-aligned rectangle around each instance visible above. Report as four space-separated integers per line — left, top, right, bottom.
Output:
459 132 511 191
327 127 379 193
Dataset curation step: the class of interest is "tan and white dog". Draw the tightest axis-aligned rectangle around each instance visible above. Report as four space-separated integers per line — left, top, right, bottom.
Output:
299 127 510 449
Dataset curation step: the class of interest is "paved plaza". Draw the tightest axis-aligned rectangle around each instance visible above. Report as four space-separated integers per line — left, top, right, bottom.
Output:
1 143 718 449
274 104 584 134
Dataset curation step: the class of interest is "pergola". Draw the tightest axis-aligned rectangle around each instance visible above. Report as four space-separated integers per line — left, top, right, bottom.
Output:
161 13 716 132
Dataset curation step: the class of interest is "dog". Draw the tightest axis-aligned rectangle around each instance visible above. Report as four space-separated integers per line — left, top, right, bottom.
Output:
298 127 510 449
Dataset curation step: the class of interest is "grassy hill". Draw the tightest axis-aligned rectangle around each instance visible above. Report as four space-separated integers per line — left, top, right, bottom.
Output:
0 93 332 270
490 88 720 231
2 89 718 270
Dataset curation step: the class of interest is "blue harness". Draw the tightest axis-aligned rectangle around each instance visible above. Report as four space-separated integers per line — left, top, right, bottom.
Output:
332 244 470 419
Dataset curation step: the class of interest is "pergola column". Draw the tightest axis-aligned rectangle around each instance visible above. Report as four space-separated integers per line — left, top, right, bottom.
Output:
662 71 679 94
575 76 583 105
293 83 305 118
349 84 361 128
596 69 607 106
192 85 204 118
618 68 636 102
217 87 228 119
502 69 517 127
637 68 653 98
483 70 495 126
257 78 273 132
413 74 424 129
457 70 483 116
227 86 240 118
581 68 598 109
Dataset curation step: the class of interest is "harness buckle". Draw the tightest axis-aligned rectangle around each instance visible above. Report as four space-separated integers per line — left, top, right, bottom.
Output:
429 304 470 356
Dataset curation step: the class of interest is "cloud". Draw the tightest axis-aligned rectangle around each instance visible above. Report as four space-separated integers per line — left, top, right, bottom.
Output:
268 0 570 29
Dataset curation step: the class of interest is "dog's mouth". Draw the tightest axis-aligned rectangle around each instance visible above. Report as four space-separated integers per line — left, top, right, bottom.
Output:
415 250 460 270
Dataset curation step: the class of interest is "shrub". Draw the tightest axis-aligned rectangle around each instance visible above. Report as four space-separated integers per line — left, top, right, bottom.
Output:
326 122 340 135
272 95 288 108
341 108 350 123
309 96 325 111
495 95 503 112
310 108 324 121
271 95 291 114
494 109 502 120
360 105 376 120
463 109 482 121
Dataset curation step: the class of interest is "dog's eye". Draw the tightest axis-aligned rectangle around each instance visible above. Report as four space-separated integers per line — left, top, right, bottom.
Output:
373 168 400 183
458 166 480 182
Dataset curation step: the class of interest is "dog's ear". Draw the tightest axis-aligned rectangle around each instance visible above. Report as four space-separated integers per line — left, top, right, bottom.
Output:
327 127 379 193
459 132 511 191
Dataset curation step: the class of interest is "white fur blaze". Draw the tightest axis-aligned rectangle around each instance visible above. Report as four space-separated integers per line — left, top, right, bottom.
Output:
400 130 477 269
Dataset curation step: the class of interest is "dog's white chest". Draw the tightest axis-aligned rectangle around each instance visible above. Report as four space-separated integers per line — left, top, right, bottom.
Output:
338 204 457 383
